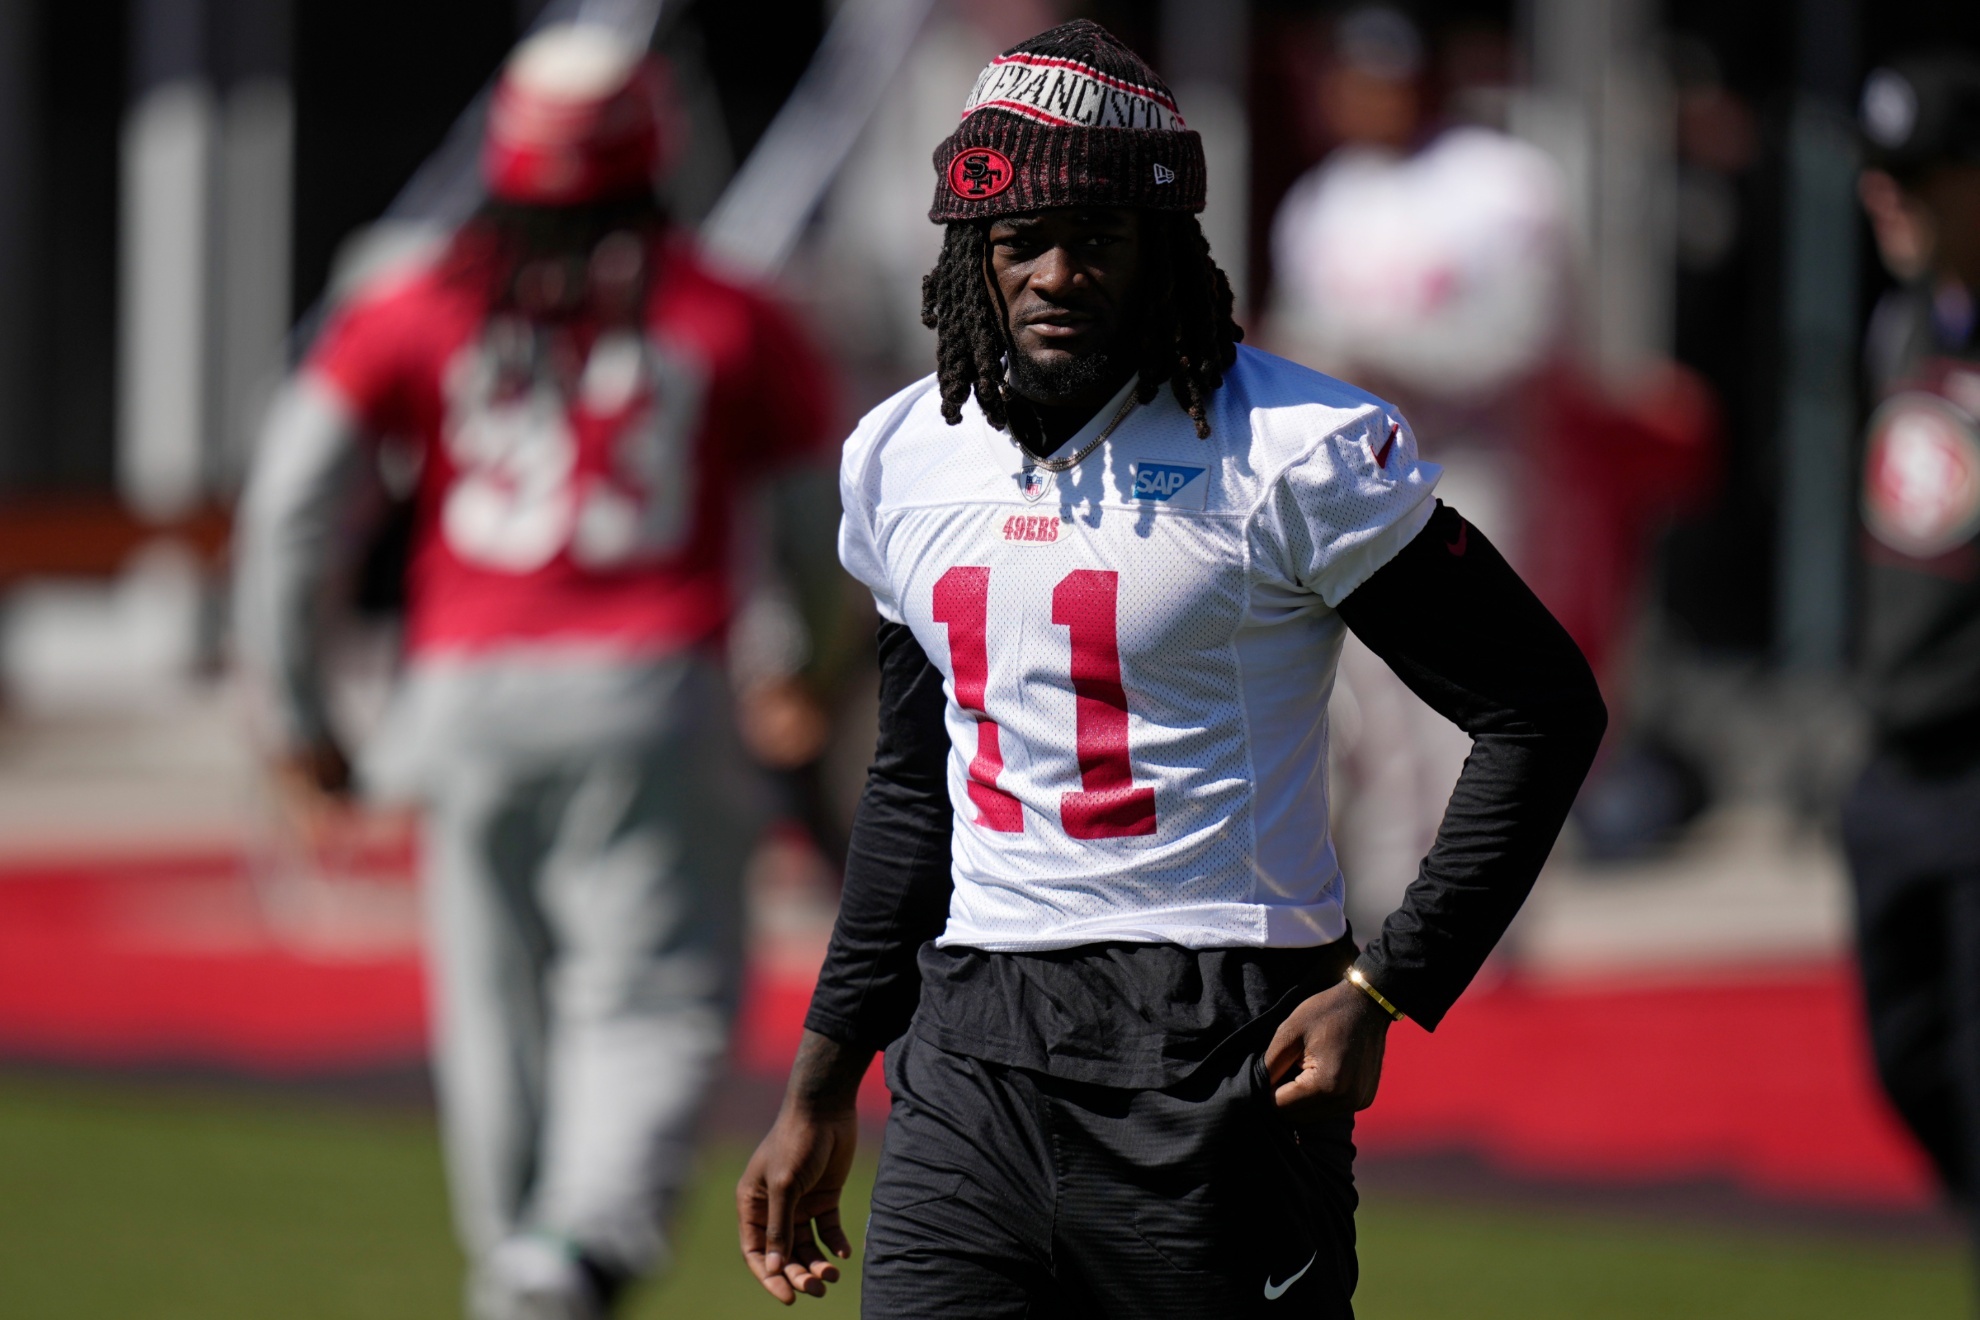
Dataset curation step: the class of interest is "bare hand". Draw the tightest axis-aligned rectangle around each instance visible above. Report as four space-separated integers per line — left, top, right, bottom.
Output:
272 737 360 852
275 732 352 807
289 736 354 797
1264 979 1393 1120
737 1101 858 1303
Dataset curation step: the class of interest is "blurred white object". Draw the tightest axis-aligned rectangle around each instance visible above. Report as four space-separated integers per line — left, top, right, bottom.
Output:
122 58 298 515
1277 126 1561 932
1515 0 1673 383
214 78 294 495
119 81 216 522
1 541 204 712
474 1233 602 1320
1272 127 1570 399
507 21 645 101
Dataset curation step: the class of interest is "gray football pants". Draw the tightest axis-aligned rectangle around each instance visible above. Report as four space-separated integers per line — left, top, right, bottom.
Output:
396 653 757 1290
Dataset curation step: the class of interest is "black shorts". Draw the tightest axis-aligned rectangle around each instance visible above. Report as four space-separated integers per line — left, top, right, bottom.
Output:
861 1031 1358 1319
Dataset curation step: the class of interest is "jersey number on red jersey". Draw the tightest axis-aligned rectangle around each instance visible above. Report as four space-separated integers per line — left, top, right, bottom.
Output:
440 330 706 573
932 565 1158 840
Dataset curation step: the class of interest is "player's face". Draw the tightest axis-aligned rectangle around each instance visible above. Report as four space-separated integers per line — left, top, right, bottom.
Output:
986 208 1143 408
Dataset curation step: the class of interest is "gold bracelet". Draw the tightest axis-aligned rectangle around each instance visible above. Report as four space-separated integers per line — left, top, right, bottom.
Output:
1346 967 1404 1022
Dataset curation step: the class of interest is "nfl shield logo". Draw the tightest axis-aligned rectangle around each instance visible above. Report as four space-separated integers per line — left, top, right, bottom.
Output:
1017 468 1053 503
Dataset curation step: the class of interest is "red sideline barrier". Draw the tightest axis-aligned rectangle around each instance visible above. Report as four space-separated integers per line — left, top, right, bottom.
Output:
1358 967 1937 1208
0 856 426 1074
0 941 427 1073
0 856 1938 1207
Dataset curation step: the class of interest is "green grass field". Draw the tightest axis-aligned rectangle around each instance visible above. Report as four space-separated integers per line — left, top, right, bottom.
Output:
0 1073 1966 1319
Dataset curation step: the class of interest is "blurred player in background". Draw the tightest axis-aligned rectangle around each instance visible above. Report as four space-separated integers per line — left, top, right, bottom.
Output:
1847 53 1980 1272
1270 5 1715 882
1270 5 1563 926
236 24 841 1320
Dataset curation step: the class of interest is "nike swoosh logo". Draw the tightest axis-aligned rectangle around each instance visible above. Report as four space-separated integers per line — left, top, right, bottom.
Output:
1263 1252 1316 1300
1446 518 1468 557
1371 421 1398 469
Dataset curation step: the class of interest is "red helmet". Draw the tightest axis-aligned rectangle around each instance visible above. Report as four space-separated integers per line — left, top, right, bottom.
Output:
483 24 673 206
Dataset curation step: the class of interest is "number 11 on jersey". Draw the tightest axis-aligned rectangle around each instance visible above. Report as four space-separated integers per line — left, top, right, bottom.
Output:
932 566 1158 840
931 567 1025 832
1053 569 1158 838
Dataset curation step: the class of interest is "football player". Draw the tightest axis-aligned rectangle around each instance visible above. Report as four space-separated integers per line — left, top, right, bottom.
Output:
737 19 1604 1318
236 25 840 1320
1847 53 1980 1272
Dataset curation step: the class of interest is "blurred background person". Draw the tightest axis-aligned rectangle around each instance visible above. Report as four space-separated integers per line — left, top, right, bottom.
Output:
1844 52 1980 1274
1268 4 1557 929
1268 5 1717 929
235 22 842 1320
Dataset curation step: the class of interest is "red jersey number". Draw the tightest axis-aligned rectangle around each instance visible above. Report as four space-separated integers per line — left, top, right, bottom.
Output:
440 329 705 574
932 566 1025 833
931 566 1158 839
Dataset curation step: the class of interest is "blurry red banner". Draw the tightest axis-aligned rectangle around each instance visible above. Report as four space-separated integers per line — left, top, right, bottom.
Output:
0 854 424 1073
1356 968 1936 1209
0 854 1935 1208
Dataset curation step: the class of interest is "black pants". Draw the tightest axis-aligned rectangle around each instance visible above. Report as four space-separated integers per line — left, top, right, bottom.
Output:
861 1031 1358 1319
1842 755 1980 1230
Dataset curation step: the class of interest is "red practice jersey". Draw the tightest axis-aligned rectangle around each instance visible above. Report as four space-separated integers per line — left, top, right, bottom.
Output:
306 232 834 658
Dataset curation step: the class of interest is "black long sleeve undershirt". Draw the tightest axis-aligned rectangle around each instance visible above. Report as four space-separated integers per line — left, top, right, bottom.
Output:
1336 502 1606 1027
803 500 1606 1051
802 618 957 1052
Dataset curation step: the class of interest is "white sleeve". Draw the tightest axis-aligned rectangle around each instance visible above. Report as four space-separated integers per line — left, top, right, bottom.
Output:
835 418 903 624
1257 406 1441 607
233 375 367 750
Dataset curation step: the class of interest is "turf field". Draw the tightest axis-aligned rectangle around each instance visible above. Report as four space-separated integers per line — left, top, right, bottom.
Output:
0 1072 1965 1320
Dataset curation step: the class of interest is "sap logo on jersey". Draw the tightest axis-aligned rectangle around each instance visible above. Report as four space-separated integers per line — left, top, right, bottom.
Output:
1131 461 1208 509
1001 514 1062 544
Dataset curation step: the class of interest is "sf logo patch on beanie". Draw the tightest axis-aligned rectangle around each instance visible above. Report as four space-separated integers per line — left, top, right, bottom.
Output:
950 147 1014 199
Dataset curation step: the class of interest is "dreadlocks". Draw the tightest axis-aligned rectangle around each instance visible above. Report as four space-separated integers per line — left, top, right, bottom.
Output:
919 212 1243 445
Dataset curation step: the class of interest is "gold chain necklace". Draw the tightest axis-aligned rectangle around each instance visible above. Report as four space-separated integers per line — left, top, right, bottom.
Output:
1016 388 1140 474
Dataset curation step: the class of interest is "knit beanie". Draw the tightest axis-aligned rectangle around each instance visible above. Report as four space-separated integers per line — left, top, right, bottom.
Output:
930 19 1206 223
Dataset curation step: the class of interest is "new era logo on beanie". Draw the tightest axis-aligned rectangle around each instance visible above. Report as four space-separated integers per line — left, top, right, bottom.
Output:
930 19 1206 223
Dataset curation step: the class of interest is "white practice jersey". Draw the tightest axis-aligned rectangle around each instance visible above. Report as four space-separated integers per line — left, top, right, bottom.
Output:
839 345 1440 951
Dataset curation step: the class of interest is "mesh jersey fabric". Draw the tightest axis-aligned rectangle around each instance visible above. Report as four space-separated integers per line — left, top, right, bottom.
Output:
306 231 833 658
837 345 1440 951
